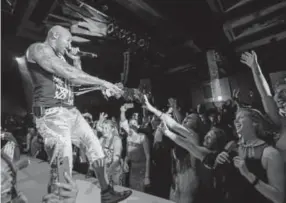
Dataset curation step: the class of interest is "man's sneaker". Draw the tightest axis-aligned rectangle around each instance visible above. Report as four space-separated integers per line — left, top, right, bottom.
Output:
101 185 132 203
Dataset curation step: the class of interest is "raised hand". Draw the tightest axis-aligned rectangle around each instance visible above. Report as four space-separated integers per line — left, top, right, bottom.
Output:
168 98 177 108
240 51 258 68
65 47 80 60
99 112 108 122
215 151 230 165
143 95 153 112
232 89 240 101
233 156 249 177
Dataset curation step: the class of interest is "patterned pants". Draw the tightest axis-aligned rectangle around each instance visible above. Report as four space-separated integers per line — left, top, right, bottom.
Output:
35 107 105 174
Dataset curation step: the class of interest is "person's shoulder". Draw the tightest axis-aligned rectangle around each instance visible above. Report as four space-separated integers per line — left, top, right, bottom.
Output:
263 146 281 156
28 42 53 59
262 146 283 165
28 42 46 52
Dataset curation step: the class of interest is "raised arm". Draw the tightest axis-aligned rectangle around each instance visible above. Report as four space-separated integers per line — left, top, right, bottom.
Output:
29 43 116 88
143 95 195 140
142 134 151 185
159 122 210 161
240 51 281 126
119 105 130 134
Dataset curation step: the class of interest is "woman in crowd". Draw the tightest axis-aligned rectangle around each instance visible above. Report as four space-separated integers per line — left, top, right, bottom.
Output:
241 51 286 201
169 113 200 203
196 127 228 203
143 95 285 203
120 104 151 192
97 114 124 186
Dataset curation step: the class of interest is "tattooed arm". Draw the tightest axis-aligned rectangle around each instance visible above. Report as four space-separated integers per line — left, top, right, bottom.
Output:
28 43 120 90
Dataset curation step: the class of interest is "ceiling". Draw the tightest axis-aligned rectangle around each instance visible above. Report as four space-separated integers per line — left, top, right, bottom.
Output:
2 0 286 93
2 0 222 76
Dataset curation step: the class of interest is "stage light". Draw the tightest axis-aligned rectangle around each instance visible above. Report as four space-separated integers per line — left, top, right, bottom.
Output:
14 56 24 64
118 29 126 39
131 33 137 43
138 39 145 47
107 23 114 34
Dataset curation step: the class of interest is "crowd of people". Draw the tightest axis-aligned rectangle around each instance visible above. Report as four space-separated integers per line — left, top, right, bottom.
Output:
1 25 285 203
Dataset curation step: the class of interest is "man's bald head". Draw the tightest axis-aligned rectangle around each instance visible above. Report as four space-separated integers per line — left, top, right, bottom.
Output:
46 25 71 40
45 25 72 55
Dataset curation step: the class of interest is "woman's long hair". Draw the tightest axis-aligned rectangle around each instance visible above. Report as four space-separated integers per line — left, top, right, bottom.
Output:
236 107 276 145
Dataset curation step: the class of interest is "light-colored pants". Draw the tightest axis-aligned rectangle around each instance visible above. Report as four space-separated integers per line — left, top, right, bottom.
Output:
35 107 105 174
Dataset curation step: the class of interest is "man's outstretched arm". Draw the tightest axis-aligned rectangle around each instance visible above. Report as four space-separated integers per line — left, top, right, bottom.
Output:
29 43 112 87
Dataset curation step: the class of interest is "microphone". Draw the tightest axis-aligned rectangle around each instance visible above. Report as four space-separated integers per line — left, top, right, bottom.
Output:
77 50 98 58
67 48 98 58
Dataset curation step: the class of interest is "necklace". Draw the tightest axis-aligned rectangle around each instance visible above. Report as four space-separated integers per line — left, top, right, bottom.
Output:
238 138 266 158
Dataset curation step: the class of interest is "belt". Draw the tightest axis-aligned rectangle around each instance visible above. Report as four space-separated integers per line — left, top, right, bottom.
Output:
32 105 73 118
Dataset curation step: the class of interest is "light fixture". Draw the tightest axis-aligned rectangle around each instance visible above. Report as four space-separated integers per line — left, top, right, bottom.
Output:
107 23 114 34
217 96 223 101
138 39 145 47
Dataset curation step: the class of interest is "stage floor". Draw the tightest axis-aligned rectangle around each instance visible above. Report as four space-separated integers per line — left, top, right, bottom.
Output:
17 156 174 203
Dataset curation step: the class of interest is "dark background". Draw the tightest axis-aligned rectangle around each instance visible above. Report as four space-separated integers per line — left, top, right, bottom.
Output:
2 0 286 117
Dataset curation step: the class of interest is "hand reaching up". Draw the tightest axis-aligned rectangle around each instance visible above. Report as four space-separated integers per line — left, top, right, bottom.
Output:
240 51 258 68
232 89 240 101
143 95 153 112
168 98 177 108
99 112 108 122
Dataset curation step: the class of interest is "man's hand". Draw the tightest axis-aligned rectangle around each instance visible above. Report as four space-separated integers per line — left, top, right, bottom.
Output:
240 51 258 69
55 172 78 203
65 47 80 61
65 47 81 70
103 82 124 99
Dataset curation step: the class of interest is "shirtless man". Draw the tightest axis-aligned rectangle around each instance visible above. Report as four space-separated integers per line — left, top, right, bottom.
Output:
25 25 131 203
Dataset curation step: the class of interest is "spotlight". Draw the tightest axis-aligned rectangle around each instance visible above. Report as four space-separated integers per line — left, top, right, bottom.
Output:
131 33 137 43
118 29 126 39
107 23 114 34
138 39 145 47
14 56 24 64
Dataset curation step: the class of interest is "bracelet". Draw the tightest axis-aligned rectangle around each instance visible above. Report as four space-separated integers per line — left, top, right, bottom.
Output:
252 176 259 186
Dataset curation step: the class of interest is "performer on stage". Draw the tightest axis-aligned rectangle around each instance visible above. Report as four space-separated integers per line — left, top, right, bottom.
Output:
25 25 132 203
